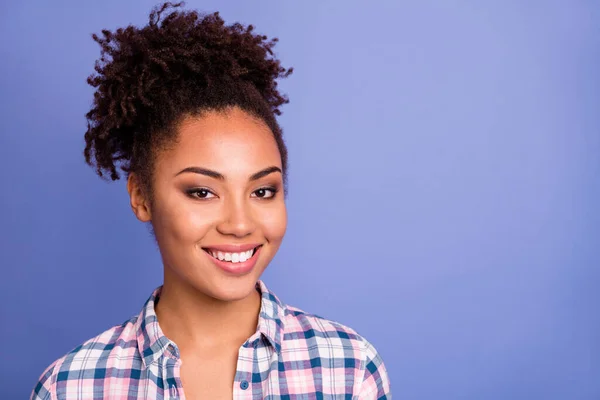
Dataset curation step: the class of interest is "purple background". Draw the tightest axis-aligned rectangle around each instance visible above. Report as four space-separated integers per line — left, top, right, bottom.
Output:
1 1 599 398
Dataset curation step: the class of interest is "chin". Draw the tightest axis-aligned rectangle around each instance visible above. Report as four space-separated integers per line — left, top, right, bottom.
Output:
200 274 261 302
180 254 264 300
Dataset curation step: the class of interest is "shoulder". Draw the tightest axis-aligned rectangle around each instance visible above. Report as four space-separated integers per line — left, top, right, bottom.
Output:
281 304 392 397
282 303 383 364
30 316 140 400
284 304 363 343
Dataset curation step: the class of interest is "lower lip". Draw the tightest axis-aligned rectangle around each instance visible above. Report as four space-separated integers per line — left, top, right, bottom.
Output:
204 246 262 276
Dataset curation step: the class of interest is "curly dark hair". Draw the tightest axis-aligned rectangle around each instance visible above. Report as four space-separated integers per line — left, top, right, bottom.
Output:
83 2 293 196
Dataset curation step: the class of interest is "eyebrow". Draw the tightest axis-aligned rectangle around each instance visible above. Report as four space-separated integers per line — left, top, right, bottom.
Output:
175 165 282 181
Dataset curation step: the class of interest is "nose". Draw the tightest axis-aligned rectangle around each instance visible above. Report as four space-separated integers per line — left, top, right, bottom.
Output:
216 196 255 238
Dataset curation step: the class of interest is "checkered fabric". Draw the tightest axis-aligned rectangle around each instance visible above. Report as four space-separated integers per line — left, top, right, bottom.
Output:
31 280 391 399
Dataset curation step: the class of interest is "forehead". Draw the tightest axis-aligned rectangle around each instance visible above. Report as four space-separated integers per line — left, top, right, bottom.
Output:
159 108 281 173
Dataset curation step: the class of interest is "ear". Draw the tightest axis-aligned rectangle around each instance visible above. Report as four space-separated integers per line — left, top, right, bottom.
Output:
127 173 152 222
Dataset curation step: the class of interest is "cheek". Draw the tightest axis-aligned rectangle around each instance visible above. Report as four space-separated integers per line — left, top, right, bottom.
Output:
153 195 215 243
260 202 287 242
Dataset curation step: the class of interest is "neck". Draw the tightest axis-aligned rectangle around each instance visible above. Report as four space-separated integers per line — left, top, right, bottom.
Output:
154 269 262 351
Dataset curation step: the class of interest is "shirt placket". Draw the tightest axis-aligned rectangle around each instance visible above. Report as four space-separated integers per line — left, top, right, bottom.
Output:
163 345 185 400
233 336 263 400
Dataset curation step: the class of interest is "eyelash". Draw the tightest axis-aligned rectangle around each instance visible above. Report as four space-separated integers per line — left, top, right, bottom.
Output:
186 186 279 200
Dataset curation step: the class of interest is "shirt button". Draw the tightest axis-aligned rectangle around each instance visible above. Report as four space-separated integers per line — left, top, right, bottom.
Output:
240 380 249 390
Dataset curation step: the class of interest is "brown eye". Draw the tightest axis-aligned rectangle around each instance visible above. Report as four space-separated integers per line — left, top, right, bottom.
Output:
187 188 216 199
251 187 277 199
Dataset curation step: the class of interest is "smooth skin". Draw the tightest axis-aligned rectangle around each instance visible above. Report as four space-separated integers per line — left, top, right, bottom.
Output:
127 106 287 399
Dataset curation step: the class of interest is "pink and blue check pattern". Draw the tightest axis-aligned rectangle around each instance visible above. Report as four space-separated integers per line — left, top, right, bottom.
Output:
31 280 391 399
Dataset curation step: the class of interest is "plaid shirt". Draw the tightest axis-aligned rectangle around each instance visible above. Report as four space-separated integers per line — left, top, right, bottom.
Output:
31 280 391 399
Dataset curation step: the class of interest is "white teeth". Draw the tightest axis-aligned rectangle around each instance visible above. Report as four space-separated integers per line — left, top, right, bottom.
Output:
207 248 256 263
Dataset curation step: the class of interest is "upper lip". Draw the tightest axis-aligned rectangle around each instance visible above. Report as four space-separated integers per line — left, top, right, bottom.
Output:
202 243 262 253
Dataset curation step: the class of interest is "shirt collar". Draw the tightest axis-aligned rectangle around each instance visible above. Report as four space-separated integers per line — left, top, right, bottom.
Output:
255 280 285 354
134 279 286 368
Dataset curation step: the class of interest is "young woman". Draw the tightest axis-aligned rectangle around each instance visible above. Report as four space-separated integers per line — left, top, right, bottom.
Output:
31 3 391 399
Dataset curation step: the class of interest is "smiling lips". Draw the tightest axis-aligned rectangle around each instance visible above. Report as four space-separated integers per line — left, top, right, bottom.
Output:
203 243 261 263
202 243 263 275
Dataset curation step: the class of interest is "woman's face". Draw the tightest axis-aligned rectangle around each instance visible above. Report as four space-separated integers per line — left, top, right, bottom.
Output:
130 107 287 302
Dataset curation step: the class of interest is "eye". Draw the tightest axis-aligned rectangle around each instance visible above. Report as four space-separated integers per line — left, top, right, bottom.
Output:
187 188 216 199
251 187 277 199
